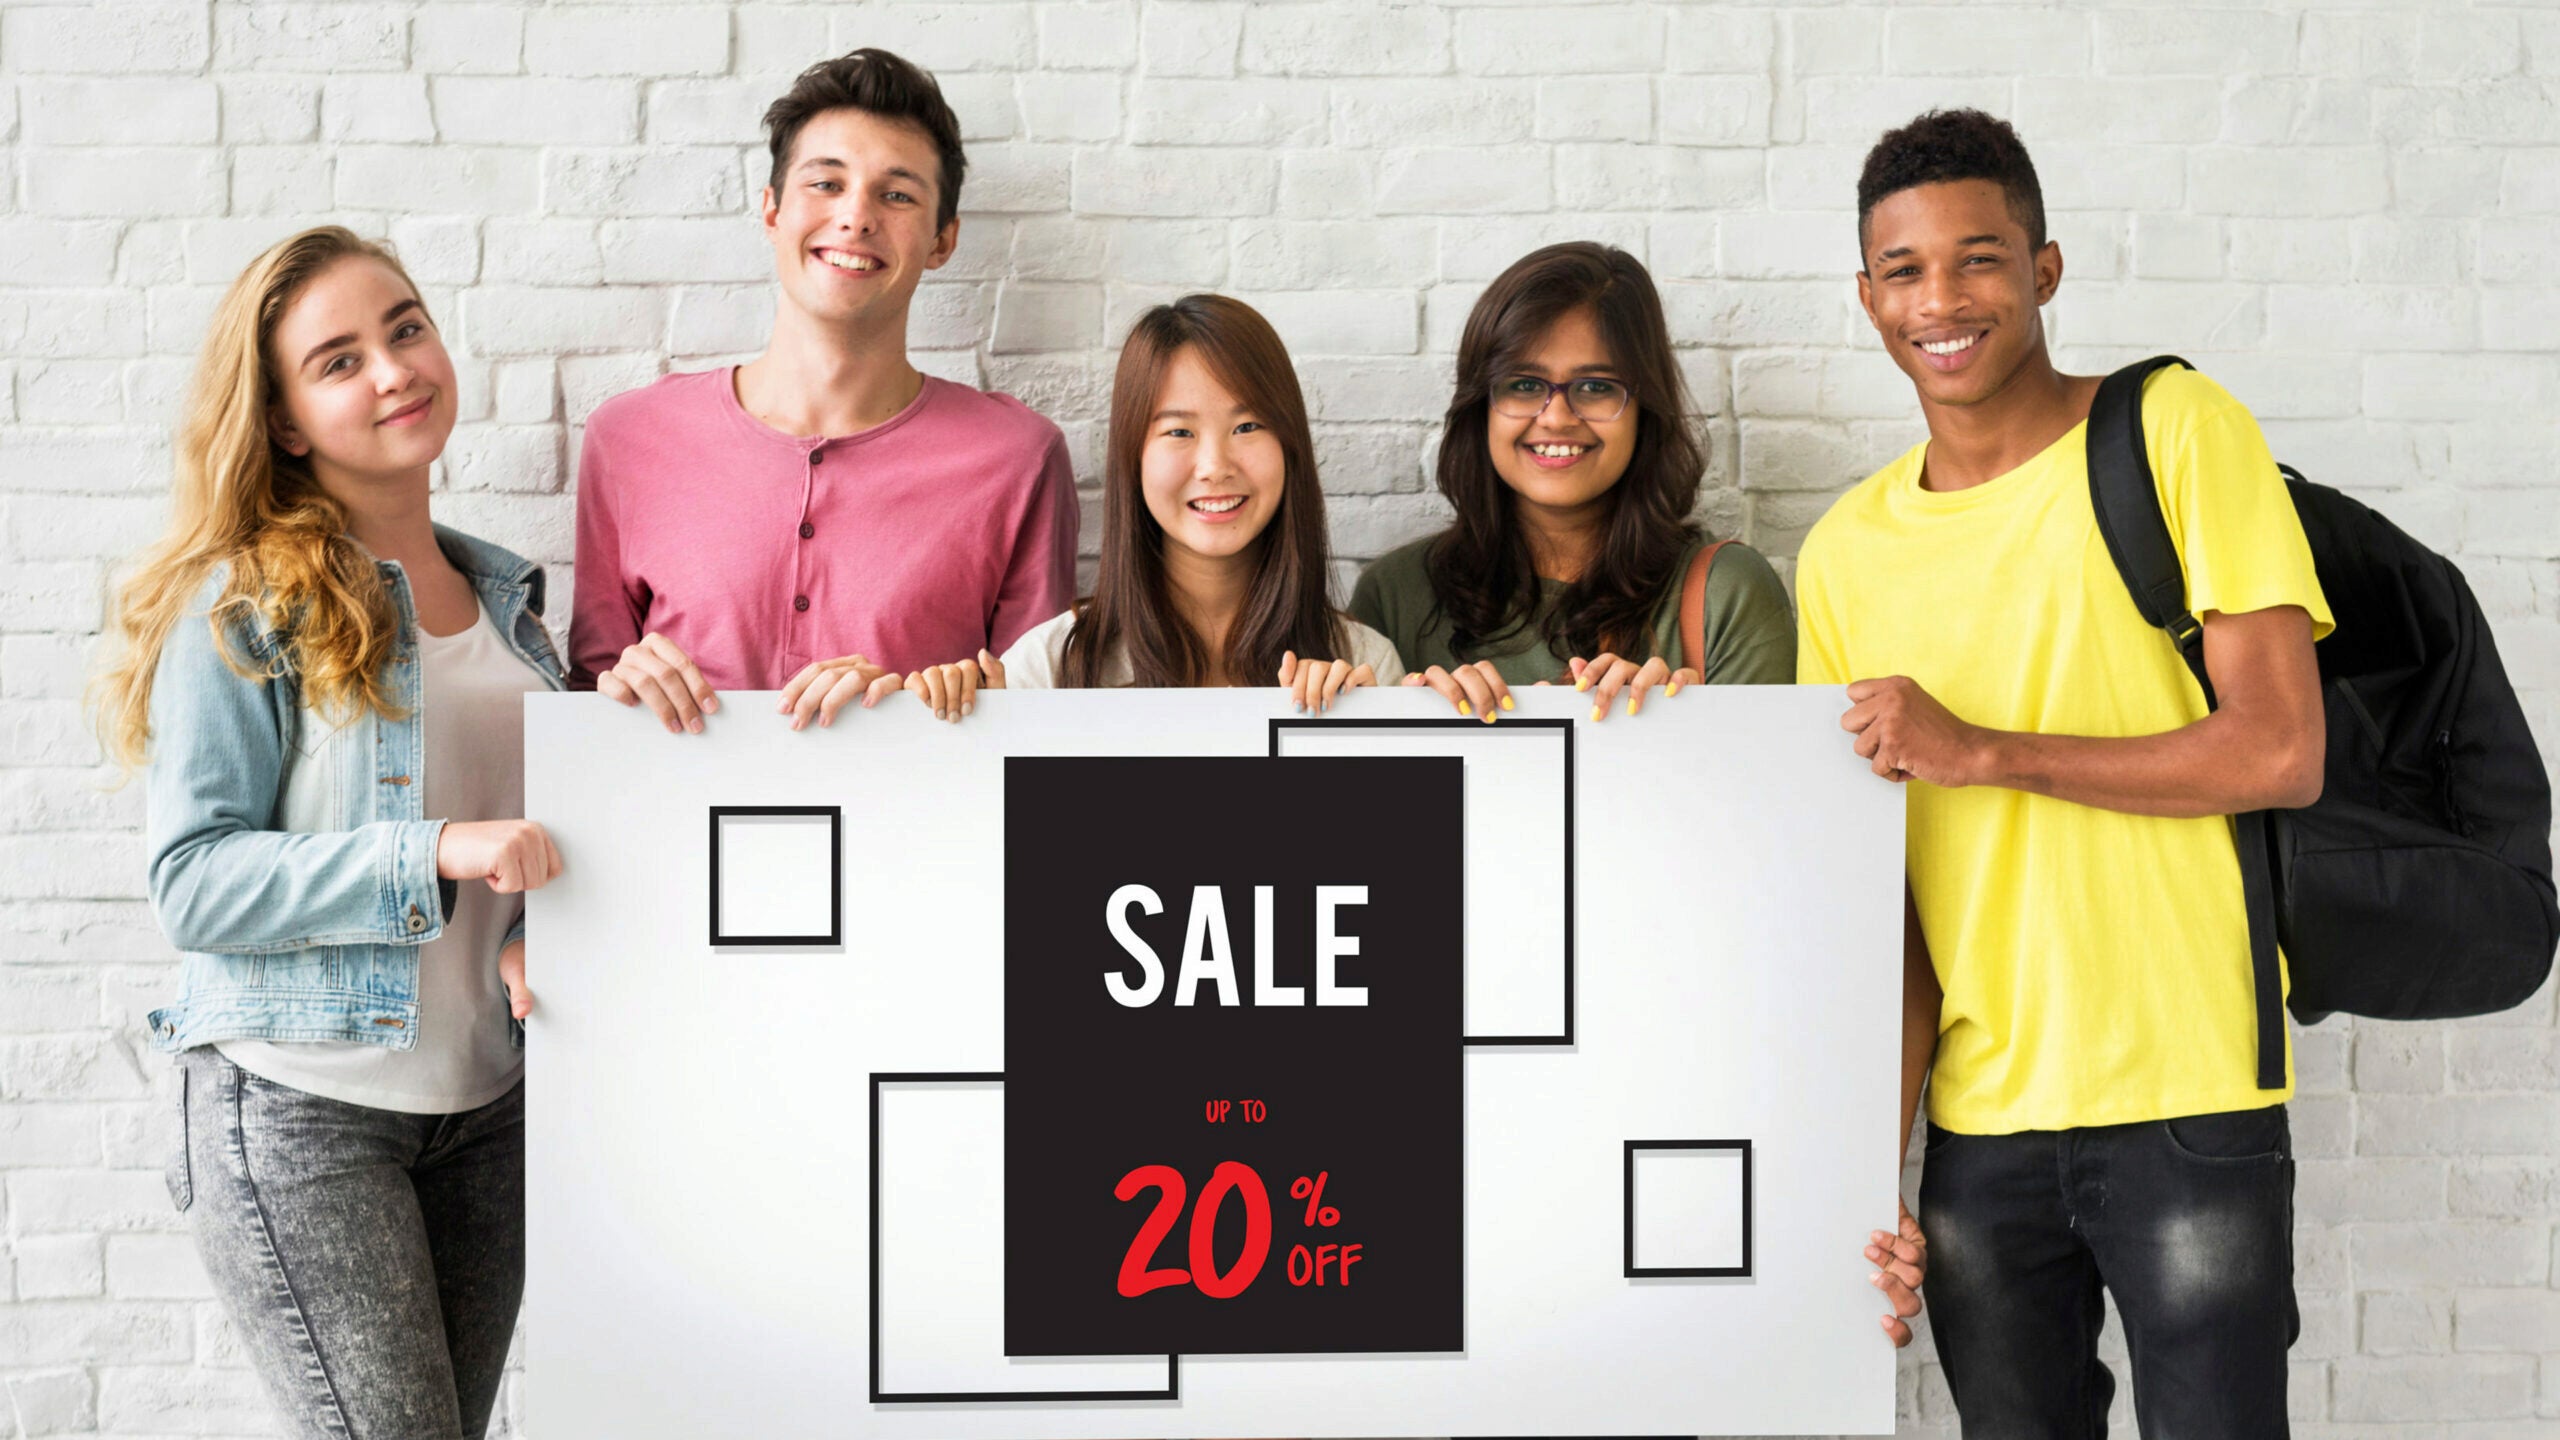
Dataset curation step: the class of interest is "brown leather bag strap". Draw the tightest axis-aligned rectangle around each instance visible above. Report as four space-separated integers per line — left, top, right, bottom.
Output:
1679 538 1738 676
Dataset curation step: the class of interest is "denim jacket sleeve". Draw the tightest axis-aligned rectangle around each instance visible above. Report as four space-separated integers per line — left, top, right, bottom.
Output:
144 592 450 954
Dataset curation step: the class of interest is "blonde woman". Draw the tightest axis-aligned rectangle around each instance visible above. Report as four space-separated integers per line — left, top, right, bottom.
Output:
95 227 561 1440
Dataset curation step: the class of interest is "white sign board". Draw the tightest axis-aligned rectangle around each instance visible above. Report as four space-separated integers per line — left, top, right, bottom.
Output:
524 686 1902 1436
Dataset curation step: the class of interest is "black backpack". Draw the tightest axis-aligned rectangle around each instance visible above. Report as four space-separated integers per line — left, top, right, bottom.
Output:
2088 356 2559 1089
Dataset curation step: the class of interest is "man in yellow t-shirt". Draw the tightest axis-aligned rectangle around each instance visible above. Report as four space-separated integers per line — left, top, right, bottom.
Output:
1797 110 2332 1437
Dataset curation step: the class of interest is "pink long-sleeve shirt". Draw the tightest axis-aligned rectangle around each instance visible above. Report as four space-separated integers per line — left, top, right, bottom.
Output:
569 367 1079 689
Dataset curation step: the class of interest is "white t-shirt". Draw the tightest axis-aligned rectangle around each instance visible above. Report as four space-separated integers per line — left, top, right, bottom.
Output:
998 609 1406 689
220 602 547 1114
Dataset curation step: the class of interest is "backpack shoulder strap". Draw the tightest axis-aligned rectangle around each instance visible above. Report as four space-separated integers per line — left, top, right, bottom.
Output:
2086 354 2285 1091
2087 355 2214 705
1679 537 1737 676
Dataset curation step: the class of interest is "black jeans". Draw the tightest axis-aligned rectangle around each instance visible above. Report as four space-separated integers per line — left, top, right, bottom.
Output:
1918 1105 2298 1439
172 1047 524 1440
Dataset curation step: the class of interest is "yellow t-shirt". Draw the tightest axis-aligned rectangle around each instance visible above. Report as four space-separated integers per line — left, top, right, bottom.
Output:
1796 367 2334 1135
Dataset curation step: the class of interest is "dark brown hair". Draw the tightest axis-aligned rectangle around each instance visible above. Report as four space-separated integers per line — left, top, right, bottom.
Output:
1857 108 2046 257
1063 295 1347 689
1422 242 1704 664
762 48 968 230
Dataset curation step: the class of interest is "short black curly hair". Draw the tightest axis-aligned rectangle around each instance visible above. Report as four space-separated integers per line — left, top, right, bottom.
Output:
1856 108 2046 262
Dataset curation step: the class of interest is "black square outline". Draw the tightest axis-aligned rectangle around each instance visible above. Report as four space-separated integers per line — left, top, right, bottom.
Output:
868 1071 1180 1405
709 805 842 946
1269 717 1574 1045
1622 1139 1754 1279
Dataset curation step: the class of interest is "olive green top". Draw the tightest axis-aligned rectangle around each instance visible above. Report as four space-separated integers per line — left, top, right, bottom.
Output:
1348 534 1798 688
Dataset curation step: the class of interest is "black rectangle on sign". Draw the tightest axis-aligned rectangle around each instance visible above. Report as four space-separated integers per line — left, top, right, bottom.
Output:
1003 756 1465 1357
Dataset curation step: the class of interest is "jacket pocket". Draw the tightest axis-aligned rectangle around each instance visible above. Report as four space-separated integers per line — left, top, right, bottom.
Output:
166 1063 194 1213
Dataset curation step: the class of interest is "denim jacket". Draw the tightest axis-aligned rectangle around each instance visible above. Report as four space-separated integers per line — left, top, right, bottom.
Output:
144 526 566 1053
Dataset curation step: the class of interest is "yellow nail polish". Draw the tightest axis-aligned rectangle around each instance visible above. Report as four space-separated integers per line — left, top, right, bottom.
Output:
1574 675 1591 692
1666 682 1682 698
1590 704 1604 721
1499 695 1514 711
1482 709 1496 724
1627 696 1639 716
1458 699 1473 716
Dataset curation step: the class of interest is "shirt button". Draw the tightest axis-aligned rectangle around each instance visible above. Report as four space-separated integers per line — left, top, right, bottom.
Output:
793 595 810 613
798 522 815 539
810 448 824 465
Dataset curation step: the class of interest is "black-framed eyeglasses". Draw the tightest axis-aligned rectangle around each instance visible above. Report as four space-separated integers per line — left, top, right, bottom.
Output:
1490 374 1632 422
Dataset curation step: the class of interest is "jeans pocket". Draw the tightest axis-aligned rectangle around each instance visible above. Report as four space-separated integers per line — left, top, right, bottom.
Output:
166 1063 194 1213
2162 1104 2290 1164
1923 1121 1961 1156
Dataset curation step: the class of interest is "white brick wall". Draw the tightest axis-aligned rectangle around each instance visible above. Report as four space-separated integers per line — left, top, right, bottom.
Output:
1 3 2554 1436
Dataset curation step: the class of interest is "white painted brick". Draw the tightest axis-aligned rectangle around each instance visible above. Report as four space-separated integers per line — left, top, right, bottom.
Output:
16 362 125 427
224 144 331 215
5 4 209 74
2363 1290 2454 1356
462 288 665 357
103 1234 210 1300
544 147 746 217
1020 73 1124 144
0 1369 92 1434
1720 213 1860 281
2193 147 2390 219
444 425 563 495
1074 149 1273 217
2435 77 2560 145
2451 1159 2559 1219
1534 78 1649 144
1232 220 1436 292
526 9 728 78
1555 144 1760 213
1235 289 1417 357
1128 78 1318 147
333 145 534 215
1007 218 1107 283
1043 3 1136 71
667 284 777 356
2226 79 2378 149
2269 284 2475 353
733 7 826 75
216 76 318 145
2129 214 2223 281
1242 4 1448 78
2096 10 2294 77
968 143 1074 214
15 1234 105 1301
483 220 606 288
1801 78 2012 145
2296 1156 2446 1224
1275 150 1371 219
21 81 218 147
319 74 434 144
833 6 1035 70
24 149 226 220
1665 280 1852 350
1659 76 1772 147
598 217 768 284
213 4 405 72
1456 6 1660 78
435 78 641 147
1140 3 1241 77
988 283 1100 353
97 1363 274 1433
1888 10 2087 78
1666 8 1774 76
410 5 523 77
647 81 771 147
2335 1355 2538 1422
1106 220 1229 287
1769 143 1863 212
1374 146 1548 216
1336 78 1536 149
2459 1290 2560 1354
2013 77 2222 145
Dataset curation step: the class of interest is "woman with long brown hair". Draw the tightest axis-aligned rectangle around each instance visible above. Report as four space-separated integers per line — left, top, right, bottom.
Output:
94 226 560 1438
896 293 1400 712
1351 241 1795 719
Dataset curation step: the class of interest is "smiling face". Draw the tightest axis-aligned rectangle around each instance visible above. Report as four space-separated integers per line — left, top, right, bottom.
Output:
265 255 456 497
762 105 958 335
1484 306 1639 519
1856 177 2062 410
1139 345 1287 568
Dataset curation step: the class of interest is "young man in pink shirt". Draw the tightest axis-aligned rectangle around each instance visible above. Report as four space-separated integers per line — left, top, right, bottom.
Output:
571 49 1079 732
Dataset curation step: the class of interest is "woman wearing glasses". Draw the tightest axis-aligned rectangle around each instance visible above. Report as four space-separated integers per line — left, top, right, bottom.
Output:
1351 241 1796 719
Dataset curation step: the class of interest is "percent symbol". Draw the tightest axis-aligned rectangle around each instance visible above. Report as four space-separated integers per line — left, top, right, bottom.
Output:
1290 1171 1340 1227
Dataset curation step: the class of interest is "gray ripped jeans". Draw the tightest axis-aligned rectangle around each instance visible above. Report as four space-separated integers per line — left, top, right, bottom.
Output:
171 1047 524 1440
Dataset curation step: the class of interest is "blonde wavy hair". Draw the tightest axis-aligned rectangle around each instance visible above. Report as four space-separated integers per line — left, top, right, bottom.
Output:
95 226 432 771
